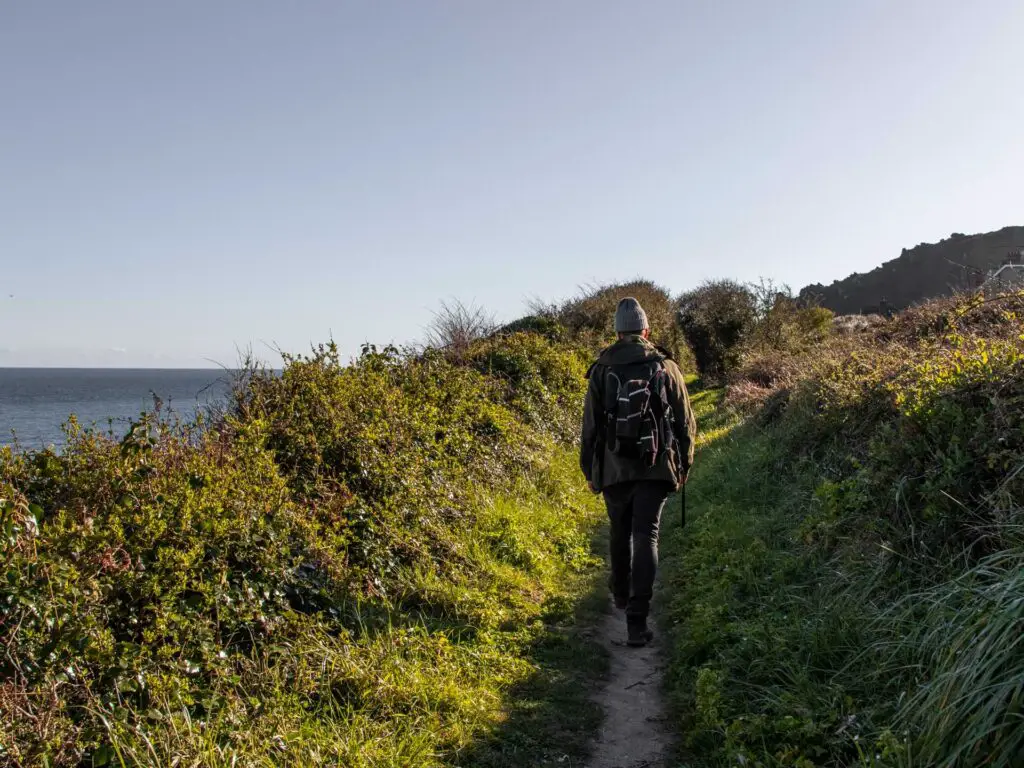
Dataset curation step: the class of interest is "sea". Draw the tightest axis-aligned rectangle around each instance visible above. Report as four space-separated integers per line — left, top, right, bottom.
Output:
0 369 233 449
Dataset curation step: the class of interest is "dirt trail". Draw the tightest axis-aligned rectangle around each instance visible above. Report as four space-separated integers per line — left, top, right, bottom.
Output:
586 605 671 768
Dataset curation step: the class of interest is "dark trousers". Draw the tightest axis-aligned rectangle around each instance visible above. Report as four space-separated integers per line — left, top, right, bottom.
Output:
603 480 672 621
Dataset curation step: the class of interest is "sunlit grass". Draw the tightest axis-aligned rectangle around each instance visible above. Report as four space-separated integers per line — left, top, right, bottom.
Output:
659 348 1024 767
6 448 608 768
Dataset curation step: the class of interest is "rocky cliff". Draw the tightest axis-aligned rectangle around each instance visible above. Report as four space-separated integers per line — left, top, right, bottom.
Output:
799 225 1024 314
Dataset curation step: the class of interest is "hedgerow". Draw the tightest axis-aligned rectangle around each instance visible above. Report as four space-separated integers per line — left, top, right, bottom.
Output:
0 332 604 767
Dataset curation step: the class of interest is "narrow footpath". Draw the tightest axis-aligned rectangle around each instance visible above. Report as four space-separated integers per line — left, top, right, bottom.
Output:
585 605 672 768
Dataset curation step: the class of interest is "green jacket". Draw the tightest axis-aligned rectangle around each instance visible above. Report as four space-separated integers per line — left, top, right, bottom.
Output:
580 336 697 491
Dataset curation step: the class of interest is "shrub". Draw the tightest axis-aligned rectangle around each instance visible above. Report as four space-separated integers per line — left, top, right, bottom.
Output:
677 280 757 382
496 314 566 341
424 299 496 357
463 332 589 444
747 296 833 353
0 418 339 766
531 279 688 361
0 330 605 766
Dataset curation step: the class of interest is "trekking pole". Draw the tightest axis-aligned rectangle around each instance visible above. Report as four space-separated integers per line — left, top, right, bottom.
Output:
681 482 686 528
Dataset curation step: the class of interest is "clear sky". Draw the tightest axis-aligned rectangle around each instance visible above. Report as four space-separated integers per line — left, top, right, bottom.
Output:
2 1 1022 367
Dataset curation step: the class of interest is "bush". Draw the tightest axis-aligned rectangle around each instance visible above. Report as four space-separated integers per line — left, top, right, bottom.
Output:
496 314 566 341
531 279 688 362
0 332 605 766
677 280 757 382
424 299 496 357
464 332 589 444
724 293 834 407
747 295 833 354
0 418 336 765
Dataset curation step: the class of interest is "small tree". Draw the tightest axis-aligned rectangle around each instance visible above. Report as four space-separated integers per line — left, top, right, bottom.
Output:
677 280 757 382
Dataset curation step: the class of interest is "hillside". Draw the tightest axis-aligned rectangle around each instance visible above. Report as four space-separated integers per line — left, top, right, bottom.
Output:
799 225 1024 314
660 290 1024 766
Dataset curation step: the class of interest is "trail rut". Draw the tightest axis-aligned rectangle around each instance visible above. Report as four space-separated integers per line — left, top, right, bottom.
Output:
586 605 671 768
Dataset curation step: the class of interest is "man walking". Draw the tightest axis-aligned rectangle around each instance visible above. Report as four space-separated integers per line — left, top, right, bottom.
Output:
580 297 696 647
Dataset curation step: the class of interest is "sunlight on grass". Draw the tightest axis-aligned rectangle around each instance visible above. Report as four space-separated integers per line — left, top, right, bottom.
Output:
659 295 1024 768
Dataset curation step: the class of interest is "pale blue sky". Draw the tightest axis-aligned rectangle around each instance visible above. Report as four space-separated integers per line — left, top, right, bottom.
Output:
2 1 1022 367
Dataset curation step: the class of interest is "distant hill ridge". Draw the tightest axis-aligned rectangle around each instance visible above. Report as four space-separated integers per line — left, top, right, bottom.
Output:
799 225 1024 315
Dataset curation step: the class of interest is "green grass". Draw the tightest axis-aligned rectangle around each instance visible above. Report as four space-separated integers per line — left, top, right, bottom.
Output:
450 523 610 768
657 315 1024 768
658 417 879 766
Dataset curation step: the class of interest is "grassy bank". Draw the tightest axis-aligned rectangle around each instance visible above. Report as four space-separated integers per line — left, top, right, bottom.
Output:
0 336 607 767
659 292 1024 767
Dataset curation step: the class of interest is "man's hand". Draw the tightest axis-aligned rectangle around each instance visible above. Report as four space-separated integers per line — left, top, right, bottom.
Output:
588 481 598 494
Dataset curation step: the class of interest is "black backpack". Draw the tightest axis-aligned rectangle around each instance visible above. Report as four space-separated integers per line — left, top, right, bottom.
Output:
602 361 673 467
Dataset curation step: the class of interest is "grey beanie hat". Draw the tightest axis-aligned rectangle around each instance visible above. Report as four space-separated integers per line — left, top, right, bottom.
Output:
614 297 649 333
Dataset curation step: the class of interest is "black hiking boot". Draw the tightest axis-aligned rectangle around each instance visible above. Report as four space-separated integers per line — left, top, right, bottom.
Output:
626 619 654 647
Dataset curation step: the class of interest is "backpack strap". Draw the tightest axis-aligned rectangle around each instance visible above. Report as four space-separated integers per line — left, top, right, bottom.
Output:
648 366 669 425
647 363 681 471
604 370 622 412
